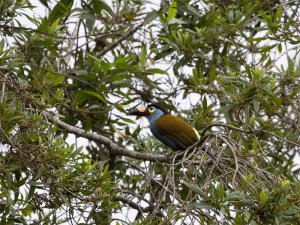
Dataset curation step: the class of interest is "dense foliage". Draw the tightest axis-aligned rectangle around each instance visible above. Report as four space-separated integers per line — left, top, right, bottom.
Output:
0 0 299 224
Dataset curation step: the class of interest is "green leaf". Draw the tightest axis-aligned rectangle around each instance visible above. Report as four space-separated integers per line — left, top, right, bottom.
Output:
260 44 277 53
85 162 98 175
263 90 282 106
184 5 202 17
39 0 49 9
167 1 177 23
183 181 205 196
280 180 291 188
48 0 73 25
99 1 114 17
187 201 211 210
69 146 83 159
15 177 27 188
45 72 65 87
203 96 207 110
209 65 216 82
258 10 272 24
140 45 147 67
82 90 106 103
218 183 224 201
144 10 158 24
121 117 136 124
277 43 282 53
92 0 114 18
283 206 300 216
252 137 258 151
168 18 188 25
224 191 246 202
144 68 167 75
259 190 268 204
48 19 61 34
54 89 63 99
249 114 255 125
253 99 260 113
274 6 283 21
246 173 253 183
242 87 257 100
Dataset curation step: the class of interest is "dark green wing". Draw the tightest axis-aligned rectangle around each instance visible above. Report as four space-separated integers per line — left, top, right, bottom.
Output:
156 114 199 150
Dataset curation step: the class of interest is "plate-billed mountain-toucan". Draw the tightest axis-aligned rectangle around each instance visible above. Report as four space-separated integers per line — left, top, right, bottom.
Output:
129 103 215 160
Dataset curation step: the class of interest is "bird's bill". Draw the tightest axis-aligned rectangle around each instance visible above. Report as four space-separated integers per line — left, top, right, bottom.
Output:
128 106 150 116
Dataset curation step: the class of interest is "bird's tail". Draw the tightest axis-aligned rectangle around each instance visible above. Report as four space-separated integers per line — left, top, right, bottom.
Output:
202 146 216 161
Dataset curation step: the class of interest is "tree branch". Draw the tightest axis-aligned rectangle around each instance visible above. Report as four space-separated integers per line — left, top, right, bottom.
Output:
201 123 300 147
113 195 164 218
43 111 170 162
43 111 215 164
98 22 144 57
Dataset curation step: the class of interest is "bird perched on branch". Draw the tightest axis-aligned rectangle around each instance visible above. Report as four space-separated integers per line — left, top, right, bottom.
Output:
129 103 215 160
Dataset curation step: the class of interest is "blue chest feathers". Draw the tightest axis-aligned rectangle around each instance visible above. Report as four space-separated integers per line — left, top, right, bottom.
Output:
147 113 178 151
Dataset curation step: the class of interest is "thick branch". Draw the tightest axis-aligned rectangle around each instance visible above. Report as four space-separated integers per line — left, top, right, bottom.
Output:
43 111 215 163
43 111 170 162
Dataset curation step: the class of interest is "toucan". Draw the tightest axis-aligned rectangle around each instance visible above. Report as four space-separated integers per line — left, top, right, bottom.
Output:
129 103 215 160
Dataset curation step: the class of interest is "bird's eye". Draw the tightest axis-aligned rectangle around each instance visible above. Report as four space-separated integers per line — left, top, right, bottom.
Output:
148 106 155 112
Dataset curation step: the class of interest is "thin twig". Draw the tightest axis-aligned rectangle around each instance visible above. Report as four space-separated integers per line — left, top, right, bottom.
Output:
263 130 300 147
98 22 145 57
201 123 300 147
114 195 164 217
0 72 8 103
218 135 239 190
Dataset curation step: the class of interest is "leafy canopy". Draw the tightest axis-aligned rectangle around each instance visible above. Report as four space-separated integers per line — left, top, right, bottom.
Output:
0 0 299 224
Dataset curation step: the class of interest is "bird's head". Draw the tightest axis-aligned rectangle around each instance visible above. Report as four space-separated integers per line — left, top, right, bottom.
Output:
128 104 169 120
